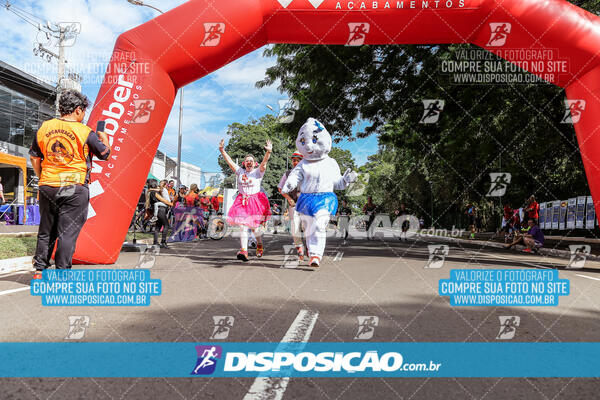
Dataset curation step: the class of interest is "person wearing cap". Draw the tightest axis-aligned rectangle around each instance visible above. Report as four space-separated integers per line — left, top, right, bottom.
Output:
29 89 111 278
278 152 306 260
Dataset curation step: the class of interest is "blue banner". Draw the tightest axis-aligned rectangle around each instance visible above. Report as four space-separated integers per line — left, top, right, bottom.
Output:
1 342 600 377
30 269 161 306
439 269 569 306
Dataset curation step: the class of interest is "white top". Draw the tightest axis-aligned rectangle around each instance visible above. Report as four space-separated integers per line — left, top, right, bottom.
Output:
236 167 264 196
282 157 349 194
156 187 170 208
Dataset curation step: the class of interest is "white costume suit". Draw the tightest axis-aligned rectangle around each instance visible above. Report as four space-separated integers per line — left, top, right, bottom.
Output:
282 118 357 263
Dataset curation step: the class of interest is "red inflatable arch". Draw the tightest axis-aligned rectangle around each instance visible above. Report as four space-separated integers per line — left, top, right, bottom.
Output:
74 0 600 264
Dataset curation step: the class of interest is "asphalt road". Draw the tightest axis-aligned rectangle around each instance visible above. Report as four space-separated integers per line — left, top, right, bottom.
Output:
1 233 599 399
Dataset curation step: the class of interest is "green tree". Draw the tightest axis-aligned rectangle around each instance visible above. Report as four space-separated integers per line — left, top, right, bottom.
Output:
257 0 599 229
329 147 356 173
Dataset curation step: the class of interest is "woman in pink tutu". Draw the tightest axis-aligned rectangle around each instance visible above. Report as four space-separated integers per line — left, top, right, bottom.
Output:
219 138 272 261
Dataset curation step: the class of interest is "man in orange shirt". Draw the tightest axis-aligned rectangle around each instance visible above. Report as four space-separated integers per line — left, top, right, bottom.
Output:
29 90 111 277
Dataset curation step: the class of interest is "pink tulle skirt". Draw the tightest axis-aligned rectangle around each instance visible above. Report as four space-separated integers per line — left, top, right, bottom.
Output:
227 192 272 228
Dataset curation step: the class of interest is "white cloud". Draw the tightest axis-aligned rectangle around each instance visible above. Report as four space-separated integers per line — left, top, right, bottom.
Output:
0 1 375 172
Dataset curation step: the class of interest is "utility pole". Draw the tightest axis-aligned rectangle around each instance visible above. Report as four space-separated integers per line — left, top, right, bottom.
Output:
3 2 80 115
55 26 66 116
127 0 184 188
177 89 183 187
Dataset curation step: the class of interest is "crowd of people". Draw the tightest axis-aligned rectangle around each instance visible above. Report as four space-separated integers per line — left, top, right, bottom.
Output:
500 195 544 252
139 179 223 247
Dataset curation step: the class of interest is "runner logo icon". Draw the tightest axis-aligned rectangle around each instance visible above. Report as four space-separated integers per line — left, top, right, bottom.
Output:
355 316 379 340
278 99 300 124
567 244 591 269
65 316 90 340
210 316 234 339
425 245 449 269
346 23 370 46
487 172 511 197
420 100 444 124
131 100 155 124
496 316 520 340
486 23 511 47
561 100 586 124
200 23 225 47
191 345 222 375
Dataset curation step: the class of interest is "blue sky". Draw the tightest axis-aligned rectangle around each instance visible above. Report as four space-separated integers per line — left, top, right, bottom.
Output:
0 0 378 173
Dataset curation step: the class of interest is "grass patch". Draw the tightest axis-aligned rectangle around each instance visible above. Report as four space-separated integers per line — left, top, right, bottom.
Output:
0 236 37 260
125 232 154 241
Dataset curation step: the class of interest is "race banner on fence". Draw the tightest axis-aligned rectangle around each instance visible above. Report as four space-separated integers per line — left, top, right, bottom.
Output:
559 201 568 230
586 196 596 230
576 196 586 229
567 198 577 230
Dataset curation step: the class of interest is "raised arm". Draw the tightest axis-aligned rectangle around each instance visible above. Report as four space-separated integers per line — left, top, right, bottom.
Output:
219 139 238 173
259 139 272 173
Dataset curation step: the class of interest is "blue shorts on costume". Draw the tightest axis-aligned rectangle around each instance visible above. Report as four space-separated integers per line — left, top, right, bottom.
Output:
296 192 338 217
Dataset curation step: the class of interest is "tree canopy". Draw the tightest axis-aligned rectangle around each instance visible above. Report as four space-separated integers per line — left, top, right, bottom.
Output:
256 0 599 228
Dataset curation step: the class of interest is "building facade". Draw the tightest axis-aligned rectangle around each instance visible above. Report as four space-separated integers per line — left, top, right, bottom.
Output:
0 60 56 204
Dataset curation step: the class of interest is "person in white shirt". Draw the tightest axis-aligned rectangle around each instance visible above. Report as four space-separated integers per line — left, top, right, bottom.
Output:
219 138 272 261
278 152 305 260
282 118 357 267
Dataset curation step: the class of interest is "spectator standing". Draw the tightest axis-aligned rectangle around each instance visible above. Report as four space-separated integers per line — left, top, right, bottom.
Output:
153 180 173 248
211 195 220 214
337 199 352 240
0 176 4 205
395 203 410 241
525 195 540 224
200 193 211 213
29 90 110 278
363 196 377 240
185 184 200 207
174 186 187 208
278 152 305 258
167 180 176 202
465 203 476 239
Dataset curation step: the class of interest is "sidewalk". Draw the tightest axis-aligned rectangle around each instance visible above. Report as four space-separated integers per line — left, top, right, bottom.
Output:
0 225 38 236
423 232 600 263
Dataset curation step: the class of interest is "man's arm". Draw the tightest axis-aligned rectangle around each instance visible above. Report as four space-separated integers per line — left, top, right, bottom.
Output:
87 131 111 160
30 157 42 177
29 135 43 177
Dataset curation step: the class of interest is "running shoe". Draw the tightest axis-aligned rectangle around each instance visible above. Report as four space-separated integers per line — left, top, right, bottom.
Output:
309 256 321 268
296 246 305 262
256 244 264 258
522 248 532 253
32 271 43 280
237 250 249 262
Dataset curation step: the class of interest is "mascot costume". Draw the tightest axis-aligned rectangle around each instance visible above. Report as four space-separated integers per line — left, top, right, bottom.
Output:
282 118 357 267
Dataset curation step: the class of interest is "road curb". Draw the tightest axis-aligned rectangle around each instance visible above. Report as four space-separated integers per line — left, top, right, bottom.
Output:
421 234 600 261
0 232 37 238
0 256 34 275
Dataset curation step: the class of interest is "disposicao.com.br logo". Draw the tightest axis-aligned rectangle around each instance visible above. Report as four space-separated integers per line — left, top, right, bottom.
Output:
191 344 442 377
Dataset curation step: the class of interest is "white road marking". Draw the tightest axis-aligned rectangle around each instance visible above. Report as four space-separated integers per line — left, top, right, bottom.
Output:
575 274 600 282
243 309 319 400
0 286 29 296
